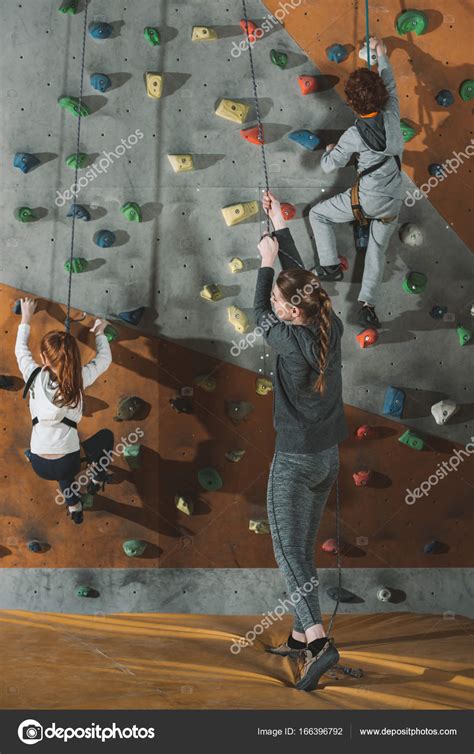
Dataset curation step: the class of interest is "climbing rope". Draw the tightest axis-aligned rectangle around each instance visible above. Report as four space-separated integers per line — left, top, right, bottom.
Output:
365 0 371 69
65 1 89 332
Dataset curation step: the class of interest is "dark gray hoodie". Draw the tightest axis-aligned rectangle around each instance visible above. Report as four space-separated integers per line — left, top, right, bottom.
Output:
253 228 348 454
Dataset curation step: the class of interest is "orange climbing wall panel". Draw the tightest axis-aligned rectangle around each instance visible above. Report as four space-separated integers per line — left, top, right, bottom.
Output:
0 284 472 569
263 0 474 250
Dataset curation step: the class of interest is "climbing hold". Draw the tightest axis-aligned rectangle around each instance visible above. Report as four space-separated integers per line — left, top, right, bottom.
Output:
200 284 223 302
270 49 288 69
13 300 22 315
81 493 94 509
58 0 78 14
356 328 378 349
353 222 370 252
67 204 90 221
281 203 296 221
121 202 142 222
459 80 474 102
123 540 147 557
338 255 349 272
400 119 417 142
27 540 43 553
144 26 160 46
288 130 320 151
175 494 194 516
429 163 444 179
396 10 428 36
104 324 120 342
191 26 218 41
118 307 145 326
256 376 272 395
215 98 250 124
90 73 112 93
457 325 472 346
15 207 36 222
352 470 372 487
64 257 88 273
249 520 270 534
66 153 87 169
356 425 377 440
240 126 264 145
327 586 358 603
424 540 443 555
58 96 91 117
359 43 377 66
145 73 163 99
198 467 223 491
95 230 116 248
227 306 250 334
430 304 447 319
13 152 40 174
170 396 193 414
229 257 245 273
124 444 142 470
297 75 318 95
0 376 14 390
376 587 392 602
435 89 454 108
222 201 258 227
383 386 405 418
194 373 216 392
403 271 427 294
399 222 423 247
88 22 113 39
431 399 459 426
225 449 246 463
398 429 425 451
225 400 255 425
76 586 94 597
322 538 338 554
167 154 194 172
239 19 258 43
326 44 348 64
471 304 474 317
114 396 147 421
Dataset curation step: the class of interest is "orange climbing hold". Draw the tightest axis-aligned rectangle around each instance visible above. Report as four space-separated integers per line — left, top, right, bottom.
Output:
240 19 258 42
240 126 264 145
298 75 318 95
356 328 378 349
281 203 296 221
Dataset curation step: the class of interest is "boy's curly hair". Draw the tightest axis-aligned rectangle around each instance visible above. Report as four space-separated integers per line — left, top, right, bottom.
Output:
344 68 388 115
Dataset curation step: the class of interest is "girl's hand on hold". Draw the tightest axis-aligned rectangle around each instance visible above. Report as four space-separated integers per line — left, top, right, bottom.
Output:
258 233 279 267
262 190 286 231
20 297 37 324
90 318 108 336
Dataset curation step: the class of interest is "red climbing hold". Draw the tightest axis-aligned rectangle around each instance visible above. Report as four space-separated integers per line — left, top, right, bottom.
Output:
338 255 349 271
353 470 372 487
240 126 264 145
298 75 318 95
240 19 258 42
281 202 296 221
356 425 377 440
322 538 339 554
356 328 378 349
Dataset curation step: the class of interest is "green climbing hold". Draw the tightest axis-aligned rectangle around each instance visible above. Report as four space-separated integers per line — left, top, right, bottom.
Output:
124 444 142 470
396 10 428 36
457 325 472 346
198 467 223 491
144 26 160 46
15 207 36 222
270 49 288 69
66 153 88 169
398 429 425 451
58 96 91 117
76 586 94 597
58 0 78 14
123 539 147 557
400 119 417 142
64 257 88 273
104 324 120 342
403 271 427 294
459 80 474 102
121 202 142 222
81 493 94 509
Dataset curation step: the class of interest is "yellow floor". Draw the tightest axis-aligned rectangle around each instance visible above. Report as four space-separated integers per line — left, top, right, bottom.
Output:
1 611 472 710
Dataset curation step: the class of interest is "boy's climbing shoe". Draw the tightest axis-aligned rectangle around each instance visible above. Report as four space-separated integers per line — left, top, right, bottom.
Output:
266 641 304 658
67 501 84 525
295 638 340 692
314 263 344 282
358 303 381 329
86 472 114 495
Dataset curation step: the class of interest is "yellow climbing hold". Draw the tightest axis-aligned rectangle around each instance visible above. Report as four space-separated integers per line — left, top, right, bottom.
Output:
146 73 163 99
229 257 245 273
228 305 249 334
221 201 259 226
194 373 217 392
192 26 218 41
175 494 194 516
168 154 194 172
200 284 223 302
249 519 270 535
215 98 250 124
256 376 272 395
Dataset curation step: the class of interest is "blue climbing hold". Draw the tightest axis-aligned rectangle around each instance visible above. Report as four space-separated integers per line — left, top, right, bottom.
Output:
430 304 447 319
89 22 113 39
435 89 454 108
95 229 116 248
13 300 22 315
327 44 348 64
67 204 90 221
24 448 33 462
429 163 444 178
13 152 40 174
383 386 405 419
90 73 112 93
424 540 443 555
288 129 320 151
28 540 42 553
118 307 145 326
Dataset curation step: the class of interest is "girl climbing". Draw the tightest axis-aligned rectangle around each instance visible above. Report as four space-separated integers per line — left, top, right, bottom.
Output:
254 191 348 692
15 298 114 524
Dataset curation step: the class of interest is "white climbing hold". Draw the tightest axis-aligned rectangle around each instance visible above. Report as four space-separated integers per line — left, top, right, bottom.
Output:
376 587 392 602
228 305 249 334
146 73 163 99
431 399 459 425
200 284 223 301
215 98 250 124
192 26 218 41
221 201 259 226
168 154 194 172
359 43 377 65
229 257 245 273
256 376 272 395
399 222 423 247
249 519 270 534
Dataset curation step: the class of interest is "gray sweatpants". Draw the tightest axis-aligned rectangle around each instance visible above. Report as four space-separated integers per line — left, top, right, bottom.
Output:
266 445 340 633
309 188 399 306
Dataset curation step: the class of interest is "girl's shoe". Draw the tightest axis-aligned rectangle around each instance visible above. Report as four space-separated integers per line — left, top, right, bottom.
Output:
295 638 340 691
314 263 344 282
67 501 84 525
358 302 381 329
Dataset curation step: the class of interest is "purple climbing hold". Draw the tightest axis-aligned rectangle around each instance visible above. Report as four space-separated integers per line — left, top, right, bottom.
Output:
13 152 40 174
118 307 145 326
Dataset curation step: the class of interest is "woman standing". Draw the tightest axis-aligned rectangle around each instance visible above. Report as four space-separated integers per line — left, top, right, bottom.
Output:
254 192 348 691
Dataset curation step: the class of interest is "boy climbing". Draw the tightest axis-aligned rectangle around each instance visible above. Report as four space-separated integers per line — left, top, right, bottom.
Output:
310 36 404 329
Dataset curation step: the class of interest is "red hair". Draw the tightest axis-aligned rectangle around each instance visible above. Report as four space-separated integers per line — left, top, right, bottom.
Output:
40 331 83 408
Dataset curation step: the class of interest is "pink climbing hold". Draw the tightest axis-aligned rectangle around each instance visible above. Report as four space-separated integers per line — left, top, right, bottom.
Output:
353 470 372 487
298 75 318 95
338 255 349 271
322 538 339 554
356 425 377 440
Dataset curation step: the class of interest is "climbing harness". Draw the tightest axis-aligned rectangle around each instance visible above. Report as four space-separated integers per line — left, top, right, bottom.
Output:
22 367 78 429
350 155 402 226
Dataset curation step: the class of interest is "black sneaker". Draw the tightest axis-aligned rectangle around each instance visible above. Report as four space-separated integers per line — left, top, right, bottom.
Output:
295 638 340 691
67 502 84 525
314 263 344 282
358 303 381 329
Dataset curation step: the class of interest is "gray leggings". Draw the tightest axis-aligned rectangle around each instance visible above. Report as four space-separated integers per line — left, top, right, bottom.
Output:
266 446 340 633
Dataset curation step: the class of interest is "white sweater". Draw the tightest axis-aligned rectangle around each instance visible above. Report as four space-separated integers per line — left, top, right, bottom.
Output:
15 324 112 455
